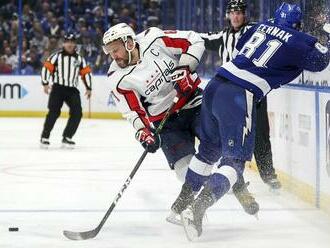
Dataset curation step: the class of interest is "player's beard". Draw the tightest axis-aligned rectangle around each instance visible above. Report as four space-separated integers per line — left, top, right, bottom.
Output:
116 57 129 68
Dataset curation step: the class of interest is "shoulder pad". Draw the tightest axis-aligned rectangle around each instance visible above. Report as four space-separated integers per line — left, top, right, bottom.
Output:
50 49 62 57
46 49 61 62
136 27 164 42
136 27 165 54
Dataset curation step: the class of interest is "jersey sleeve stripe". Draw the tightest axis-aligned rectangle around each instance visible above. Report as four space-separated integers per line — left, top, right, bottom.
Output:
219 61 271 98
116 87 150 128
43 61 55 73
80 65 92 77
161 37 191 53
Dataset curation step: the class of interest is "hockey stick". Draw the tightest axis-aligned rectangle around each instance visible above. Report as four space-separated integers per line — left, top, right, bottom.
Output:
63 96 179 240
88 96 91 119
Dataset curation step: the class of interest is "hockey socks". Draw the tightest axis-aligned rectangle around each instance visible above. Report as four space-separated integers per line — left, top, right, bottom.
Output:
185 155 214 192
205 173 231 199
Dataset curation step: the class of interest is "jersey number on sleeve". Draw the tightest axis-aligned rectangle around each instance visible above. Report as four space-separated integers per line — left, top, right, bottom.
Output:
239 31 282 68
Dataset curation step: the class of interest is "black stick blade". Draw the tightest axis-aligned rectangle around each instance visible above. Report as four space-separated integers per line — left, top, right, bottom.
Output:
63 229 98 240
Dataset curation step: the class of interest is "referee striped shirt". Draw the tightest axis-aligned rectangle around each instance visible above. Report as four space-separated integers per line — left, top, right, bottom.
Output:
41 49 92 90
200 23 254 64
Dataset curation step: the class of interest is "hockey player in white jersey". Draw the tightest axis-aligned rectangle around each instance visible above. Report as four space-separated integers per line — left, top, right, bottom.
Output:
103 23 205 223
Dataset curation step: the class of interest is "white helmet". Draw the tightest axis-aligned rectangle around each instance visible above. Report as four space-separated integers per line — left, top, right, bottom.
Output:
102 23 137 65
102 23 136 54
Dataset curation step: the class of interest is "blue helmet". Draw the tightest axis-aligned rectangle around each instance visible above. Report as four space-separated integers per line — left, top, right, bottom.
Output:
274 2 302 29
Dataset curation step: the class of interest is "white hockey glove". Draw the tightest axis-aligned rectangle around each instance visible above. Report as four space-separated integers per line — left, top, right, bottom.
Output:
323 23 330 34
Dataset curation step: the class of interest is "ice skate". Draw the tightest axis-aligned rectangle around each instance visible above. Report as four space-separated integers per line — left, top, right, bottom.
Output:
181 186 214 241
167 183 195 225
62 137 75 149
265 175 282 194
40 138 50 149
233 182 259 216
166 209 183 226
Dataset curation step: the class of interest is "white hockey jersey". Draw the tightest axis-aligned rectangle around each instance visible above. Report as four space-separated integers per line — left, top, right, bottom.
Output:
108 27 205 130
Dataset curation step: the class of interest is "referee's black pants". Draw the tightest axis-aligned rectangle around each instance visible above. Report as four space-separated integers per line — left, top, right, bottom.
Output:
254 97 277 182
41 84 82 139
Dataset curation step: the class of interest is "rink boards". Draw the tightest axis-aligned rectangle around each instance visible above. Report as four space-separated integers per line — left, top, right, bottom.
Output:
0 74 330 215
267 85 330 214
0 75 120 119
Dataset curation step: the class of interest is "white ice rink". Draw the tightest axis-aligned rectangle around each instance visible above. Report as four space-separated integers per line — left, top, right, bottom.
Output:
1 117 330 248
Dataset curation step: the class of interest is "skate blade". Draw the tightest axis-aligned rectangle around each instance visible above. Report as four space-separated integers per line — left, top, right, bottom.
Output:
227 188 233 194
166 212 182 226
61 143 75 149
254 213 259 220
269 187 281 195
180 209 199 242
40 144 49 149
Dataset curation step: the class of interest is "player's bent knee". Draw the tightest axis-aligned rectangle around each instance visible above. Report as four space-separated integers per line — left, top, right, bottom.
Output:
189 155 214 177
185 155 214 191
220 157 245 176
204 166 238 200
206 173 231 199
213 165 238 189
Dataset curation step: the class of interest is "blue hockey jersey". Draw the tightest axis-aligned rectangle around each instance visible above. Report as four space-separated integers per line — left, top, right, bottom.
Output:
217 21 330 100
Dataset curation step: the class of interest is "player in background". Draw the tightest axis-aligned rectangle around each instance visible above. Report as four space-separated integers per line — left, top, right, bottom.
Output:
103 23 204 223
201 0 281 194
172 2 330 240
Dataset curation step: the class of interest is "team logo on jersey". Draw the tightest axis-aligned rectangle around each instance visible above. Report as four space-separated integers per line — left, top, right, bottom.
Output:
73 59 80 68
144 59 175 95
228 139 235 147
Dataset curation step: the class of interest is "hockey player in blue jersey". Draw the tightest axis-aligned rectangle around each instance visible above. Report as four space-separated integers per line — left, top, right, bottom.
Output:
171 2 330 241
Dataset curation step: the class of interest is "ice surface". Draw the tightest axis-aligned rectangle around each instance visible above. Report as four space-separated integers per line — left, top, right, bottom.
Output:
0 118 329 248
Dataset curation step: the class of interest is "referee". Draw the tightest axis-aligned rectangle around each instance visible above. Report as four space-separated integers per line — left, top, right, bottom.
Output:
201 0 281 190
40 32 92 148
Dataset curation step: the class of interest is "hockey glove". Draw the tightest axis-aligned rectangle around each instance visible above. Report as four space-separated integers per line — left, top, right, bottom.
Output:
323 23 330 45
170 66 195 96
323 23 330 34
135 127 161 153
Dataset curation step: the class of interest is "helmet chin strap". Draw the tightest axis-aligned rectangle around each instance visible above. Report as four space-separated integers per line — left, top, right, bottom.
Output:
124 38 136 65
